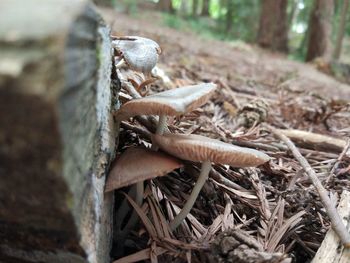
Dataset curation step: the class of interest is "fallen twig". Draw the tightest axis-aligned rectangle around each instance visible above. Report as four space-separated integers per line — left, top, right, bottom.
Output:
120 121 152 140
264 124 350 248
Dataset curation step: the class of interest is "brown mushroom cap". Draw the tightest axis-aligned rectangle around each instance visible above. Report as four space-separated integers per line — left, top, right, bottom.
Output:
115 83 216 121
112 36 161 73
152 133 270 167
105 147 183 192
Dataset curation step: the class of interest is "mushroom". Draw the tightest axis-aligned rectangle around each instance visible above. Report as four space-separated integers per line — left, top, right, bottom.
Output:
112 36 161 93
152 133 271 230
112 36 161 74
105 146 183 192
115 82 217 136
105 146 183 252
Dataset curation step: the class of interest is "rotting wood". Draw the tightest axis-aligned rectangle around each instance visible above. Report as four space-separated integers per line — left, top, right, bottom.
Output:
0 1 117 262
312 191 350 263
276 128 347 153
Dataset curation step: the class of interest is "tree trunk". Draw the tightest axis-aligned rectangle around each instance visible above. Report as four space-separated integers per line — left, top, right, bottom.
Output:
333 0 349 60
225 0 234 33
201 0 210 16
306 0 334 62
192 0 199 16
157 0 174 13
0 0 117 262
257 0 288 53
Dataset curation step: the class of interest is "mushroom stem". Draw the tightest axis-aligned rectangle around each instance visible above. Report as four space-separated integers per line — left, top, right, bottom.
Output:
115 58 126 69
151 114 167 151
170 160 212 230
156 115 167 135
135 181 144 206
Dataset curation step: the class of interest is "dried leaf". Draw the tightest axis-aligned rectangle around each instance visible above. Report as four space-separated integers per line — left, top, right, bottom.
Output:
113 247 167 263
267 210 306 252
148 197 164 238
123 192 157 238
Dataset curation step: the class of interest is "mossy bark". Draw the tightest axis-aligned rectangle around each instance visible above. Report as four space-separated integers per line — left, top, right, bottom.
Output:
0 1 118 262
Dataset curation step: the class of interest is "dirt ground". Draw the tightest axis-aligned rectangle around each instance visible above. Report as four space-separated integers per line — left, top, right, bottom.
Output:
100 7 350 263
102 8 350 101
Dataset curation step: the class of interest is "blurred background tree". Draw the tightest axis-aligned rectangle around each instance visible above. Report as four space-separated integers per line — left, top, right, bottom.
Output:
157 0 174 13
108 0 350 64
201 0 210 16
305 0 334 62
333 0 349 60
257 0 288 53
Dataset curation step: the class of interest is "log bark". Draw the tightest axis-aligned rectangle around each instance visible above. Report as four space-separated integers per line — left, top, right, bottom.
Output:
0 0 117 262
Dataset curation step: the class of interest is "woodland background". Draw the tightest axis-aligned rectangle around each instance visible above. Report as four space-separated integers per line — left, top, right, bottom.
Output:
99 0 350 65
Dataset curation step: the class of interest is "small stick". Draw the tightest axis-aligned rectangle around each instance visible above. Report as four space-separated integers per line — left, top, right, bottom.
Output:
120 78 142 99
275 128 347 153
326 139 350 184
120 121 152 140
264 124 350 248
209 168 247 191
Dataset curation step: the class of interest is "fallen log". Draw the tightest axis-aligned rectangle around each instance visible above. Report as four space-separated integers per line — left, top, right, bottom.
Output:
0 1 117 262
276 129 347 153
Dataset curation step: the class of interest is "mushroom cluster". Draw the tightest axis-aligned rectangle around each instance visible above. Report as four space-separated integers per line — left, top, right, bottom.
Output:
107 36 270 235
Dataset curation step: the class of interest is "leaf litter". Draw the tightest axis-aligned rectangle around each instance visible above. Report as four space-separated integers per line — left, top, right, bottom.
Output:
105 13 350 263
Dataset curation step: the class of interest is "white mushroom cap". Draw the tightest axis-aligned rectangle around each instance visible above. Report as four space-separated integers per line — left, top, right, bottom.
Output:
112 36 161 73
105 147 183 192
152 133 270 167
115 83 216 121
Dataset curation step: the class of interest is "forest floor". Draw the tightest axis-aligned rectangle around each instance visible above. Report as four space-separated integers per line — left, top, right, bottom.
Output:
101 7 350 263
